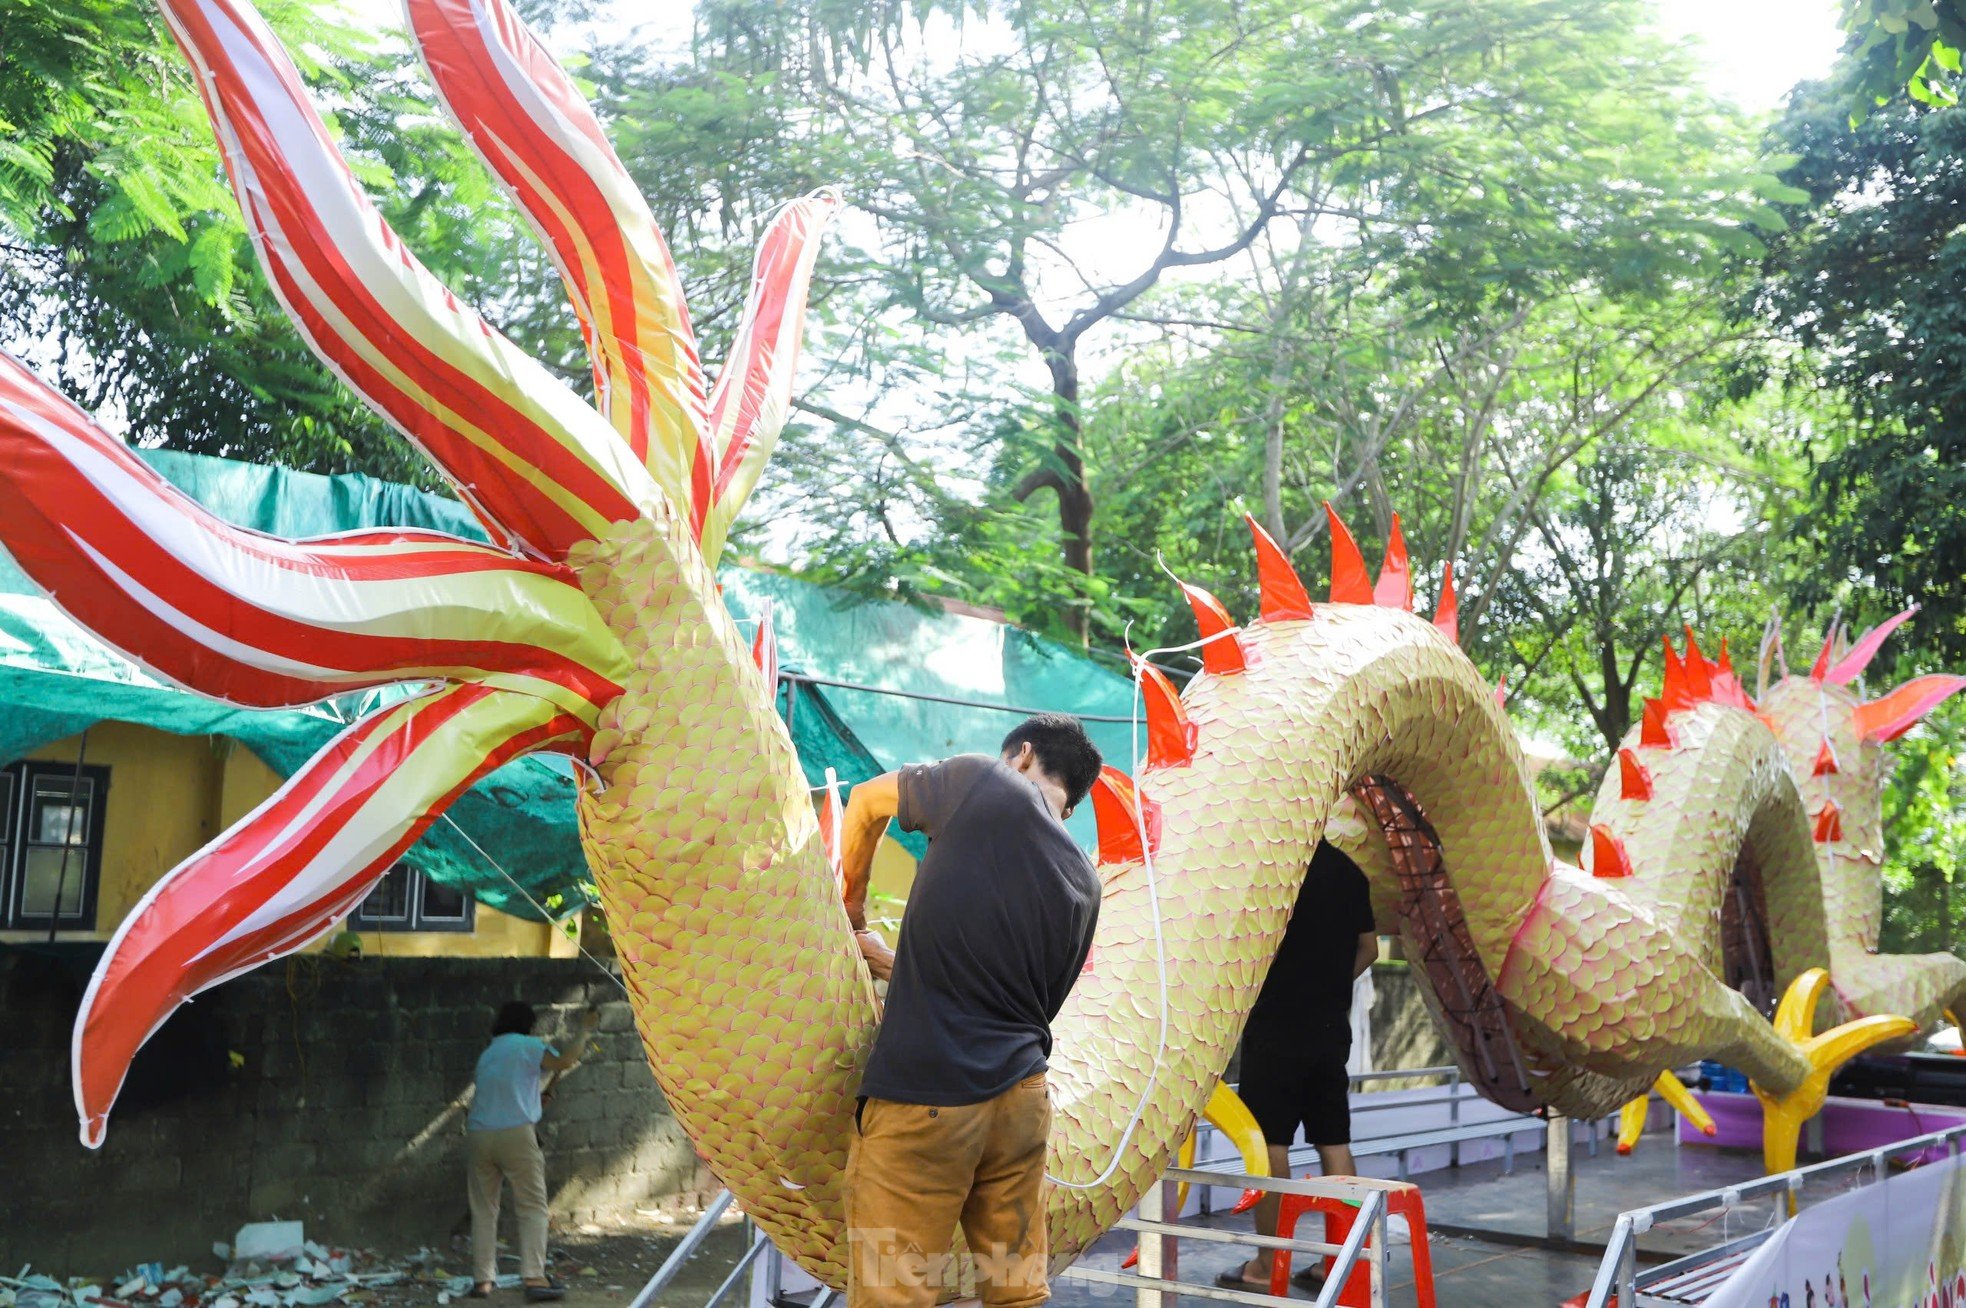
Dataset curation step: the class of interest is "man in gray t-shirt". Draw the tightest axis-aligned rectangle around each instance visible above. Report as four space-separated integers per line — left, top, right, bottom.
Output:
839 713 1103 1308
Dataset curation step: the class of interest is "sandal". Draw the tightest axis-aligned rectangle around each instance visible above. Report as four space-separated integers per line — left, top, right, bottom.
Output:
1213 1270 1270 1291
466 1285 494 1300
1292 1264 1328 1290
523 1282 566 1303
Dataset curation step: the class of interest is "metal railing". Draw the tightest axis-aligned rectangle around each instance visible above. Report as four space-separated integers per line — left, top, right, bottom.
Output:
1583 1121 1966 1307
1192 1066 1568 1196
628 1190 739 1308
1194 1067 1459 1163
1056 1165 1400 1308
628 1165 1409 1308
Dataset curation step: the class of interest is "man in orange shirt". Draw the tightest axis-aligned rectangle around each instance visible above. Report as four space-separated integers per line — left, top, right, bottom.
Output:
838 714 1104 1308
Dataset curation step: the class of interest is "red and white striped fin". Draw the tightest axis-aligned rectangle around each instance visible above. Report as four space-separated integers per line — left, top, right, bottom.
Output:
159 0 658 557
405 0 712 530
72 684 585 1146
0 353 626 720
701 194 841 563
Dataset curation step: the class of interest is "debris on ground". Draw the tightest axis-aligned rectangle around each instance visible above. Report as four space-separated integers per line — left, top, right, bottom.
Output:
7 1206 746 1308
230 1227 305 1266
3 1237 487 1308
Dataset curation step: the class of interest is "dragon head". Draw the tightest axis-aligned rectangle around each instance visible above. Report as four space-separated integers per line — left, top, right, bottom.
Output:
1757 610 1966 848
0 0 833 1145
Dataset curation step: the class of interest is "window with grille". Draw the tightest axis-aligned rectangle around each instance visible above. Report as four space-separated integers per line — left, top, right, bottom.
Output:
2 762 110 931
351 860 476 933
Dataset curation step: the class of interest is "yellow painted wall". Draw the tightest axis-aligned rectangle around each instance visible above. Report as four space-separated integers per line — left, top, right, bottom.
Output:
339 905 578 959
215 739 283 830
2 723 223 944
1 724 565 956
860 835 919 947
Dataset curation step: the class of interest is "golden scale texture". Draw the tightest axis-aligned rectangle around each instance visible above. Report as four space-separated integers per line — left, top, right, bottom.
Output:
562 505 1958 1284
571 508 879 1286
30 0 1964 1268
1760 678 1966 1029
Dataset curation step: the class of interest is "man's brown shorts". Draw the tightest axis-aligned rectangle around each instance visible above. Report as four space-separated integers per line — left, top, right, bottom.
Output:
844 1071 1052 1308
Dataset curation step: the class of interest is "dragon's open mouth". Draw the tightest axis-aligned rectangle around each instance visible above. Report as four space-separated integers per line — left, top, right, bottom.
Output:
1352 775 1542 1113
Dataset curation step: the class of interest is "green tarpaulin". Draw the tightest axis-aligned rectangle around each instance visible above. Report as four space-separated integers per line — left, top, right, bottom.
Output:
721 571 1136 856
0 449 1137 914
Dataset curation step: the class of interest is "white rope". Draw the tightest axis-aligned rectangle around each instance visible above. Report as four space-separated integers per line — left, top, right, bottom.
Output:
438 610 1213 1185
1045 622 1240 1191
439 812 631 998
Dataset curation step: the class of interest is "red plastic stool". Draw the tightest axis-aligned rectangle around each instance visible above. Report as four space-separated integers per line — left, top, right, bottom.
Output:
1270 1181 1435 1308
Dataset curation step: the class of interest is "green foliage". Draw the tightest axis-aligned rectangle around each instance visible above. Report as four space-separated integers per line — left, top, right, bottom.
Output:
1492 442 1789 756
1880 698 1966 953
0 0 578 482
1754 85 1966 666
5 0 1955 941
1839 0 1966 113
614 0 1796 664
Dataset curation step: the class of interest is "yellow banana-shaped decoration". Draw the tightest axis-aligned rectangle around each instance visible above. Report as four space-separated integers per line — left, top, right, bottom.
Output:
1753 969 1918 1180
1616 1072 1717 1154
18 0 1966 1285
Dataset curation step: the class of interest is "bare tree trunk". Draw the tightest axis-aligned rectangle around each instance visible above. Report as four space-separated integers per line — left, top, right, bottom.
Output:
1015 340 1095 643
1051 349 1094 643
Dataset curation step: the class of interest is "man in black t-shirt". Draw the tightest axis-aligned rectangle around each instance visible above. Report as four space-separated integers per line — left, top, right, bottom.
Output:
1223 841 1378 1292
838 713 1104 1308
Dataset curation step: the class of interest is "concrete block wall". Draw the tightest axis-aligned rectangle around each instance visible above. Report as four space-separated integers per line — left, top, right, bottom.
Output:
0 945 714 1274
1368 963 1458 1075
0 951 1464 1276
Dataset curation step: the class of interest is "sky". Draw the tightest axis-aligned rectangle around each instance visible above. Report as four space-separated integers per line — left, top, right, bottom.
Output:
1652 0 1845 112
342 0 1850 116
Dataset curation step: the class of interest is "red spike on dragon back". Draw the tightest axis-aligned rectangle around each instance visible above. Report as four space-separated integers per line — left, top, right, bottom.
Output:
1 0 1961 1287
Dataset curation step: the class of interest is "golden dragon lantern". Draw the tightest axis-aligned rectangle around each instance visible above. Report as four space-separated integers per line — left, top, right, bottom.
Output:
2 0 1964 1288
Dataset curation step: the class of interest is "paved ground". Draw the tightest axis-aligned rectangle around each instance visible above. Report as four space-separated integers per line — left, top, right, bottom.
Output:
1045 1138 1802 1308
296 1135 1879 1308
16 1130 1881 1308
370 1219 755 1308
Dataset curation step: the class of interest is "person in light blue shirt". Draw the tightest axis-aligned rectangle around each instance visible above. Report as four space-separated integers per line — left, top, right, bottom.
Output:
466 1001 595 1300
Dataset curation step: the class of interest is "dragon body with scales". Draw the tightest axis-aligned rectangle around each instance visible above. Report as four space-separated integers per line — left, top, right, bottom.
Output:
2 0 1964 1287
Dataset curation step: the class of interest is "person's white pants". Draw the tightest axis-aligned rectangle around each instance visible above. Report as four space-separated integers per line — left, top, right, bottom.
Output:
467 1125 549 1281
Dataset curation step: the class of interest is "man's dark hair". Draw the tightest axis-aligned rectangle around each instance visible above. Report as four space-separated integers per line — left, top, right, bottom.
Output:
492 1001 537 1037
1000 713 1103 810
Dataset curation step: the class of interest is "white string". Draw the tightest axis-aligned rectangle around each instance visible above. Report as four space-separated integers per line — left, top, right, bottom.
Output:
440 615 1221 1183
1045 624 1240 1191
439 812 631 998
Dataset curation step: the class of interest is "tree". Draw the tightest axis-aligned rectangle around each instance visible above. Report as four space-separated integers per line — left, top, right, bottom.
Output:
0 0 577 482
1755 83 1966 665
601 0 1789 641
1497 443 1781 754
1838 0 1966 112
1879 698 1966 954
